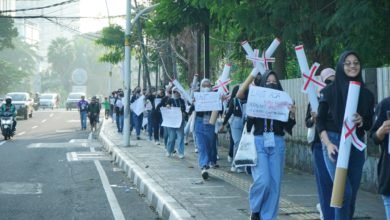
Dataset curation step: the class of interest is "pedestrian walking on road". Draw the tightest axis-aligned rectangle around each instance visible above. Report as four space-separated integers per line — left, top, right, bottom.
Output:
78 95 88 130
87 96 100 131
305 68 336 220
246 70 296 220
317 51 375 220
370 96 390 220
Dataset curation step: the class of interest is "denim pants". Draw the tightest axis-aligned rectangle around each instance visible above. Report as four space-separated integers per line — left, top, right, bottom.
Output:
230 116 244 165
166 122 185 155
116 114 124 132
132 112 143 136
80 111 87 129
312 142 334 220
153 113 162 141
195 116 216 169
382 195 390 220
322 131 365 220
249 134 285 220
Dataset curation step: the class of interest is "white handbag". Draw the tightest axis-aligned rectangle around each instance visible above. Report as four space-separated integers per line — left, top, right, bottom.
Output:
307 127 315 143
233 125 257 167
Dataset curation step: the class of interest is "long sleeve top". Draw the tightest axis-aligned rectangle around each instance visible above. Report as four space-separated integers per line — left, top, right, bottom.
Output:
370 97 390 195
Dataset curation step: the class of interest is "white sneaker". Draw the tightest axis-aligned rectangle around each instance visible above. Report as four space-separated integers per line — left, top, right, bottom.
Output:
165 152 171 157
316 203 324 220
155 141 160 145
194 148 198 153
230 166 237 172
178 154 184 159
227 156 232 162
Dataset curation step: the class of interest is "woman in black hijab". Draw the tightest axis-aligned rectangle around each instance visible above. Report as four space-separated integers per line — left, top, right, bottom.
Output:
316 51 375 220
248 70 296 220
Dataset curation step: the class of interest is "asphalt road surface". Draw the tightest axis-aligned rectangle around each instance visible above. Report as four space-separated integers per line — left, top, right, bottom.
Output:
0 109 159 220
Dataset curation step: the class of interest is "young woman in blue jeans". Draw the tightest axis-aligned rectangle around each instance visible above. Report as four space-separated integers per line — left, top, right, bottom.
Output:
317 51 374 220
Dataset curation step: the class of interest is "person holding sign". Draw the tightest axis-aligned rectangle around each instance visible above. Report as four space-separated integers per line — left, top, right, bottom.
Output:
370 97 390 219
317 51 374 220
130 88 144 140
165 87 187 159
247 70 296 220
305 68 335 220
190 78 219 180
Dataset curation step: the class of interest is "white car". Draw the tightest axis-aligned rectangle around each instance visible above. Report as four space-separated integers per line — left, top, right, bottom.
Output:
39 93 60 109
5 92 33 120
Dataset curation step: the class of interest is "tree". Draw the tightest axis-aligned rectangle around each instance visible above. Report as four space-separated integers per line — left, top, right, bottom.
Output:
95 24 125 65
0 15 18 50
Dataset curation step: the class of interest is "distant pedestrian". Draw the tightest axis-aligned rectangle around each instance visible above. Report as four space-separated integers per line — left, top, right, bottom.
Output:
78 95 88 130
370 96 390 220
115 93 124 133
131 87 144 140
87 96 100 131
102 97 110 119
317 51 374 220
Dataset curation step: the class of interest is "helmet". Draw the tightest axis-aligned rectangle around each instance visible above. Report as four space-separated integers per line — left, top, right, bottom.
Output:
5 96 12 104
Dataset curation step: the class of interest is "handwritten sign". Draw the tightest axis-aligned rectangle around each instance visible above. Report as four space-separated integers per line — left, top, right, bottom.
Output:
130 95 145 116
161 107 183 128
246 86 293 122
194 92 222 112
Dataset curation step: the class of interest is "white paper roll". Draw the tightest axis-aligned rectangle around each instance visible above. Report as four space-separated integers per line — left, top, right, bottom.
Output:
265 38 281 58
336 81 361 169
295 45 319 112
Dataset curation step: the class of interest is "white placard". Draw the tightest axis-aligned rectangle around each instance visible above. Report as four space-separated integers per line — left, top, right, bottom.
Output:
161 107 182 128
130 95 145 116
154 98 161 108
246 86 293 122
194 92 222 112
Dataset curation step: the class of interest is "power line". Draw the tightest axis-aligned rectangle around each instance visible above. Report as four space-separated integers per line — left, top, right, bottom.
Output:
0 15 125 19
0 0 79 13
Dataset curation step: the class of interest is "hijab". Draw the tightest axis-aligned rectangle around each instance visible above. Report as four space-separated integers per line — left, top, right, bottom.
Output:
259 70 284 91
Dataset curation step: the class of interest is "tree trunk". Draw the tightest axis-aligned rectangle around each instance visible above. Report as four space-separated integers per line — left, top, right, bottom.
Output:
274 41 287 79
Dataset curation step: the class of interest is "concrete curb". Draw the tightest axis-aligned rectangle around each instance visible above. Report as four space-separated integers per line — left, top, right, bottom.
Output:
99 121 193 220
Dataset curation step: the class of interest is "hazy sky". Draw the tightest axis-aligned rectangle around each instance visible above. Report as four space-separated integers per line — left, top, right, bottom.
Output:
80 0 126 33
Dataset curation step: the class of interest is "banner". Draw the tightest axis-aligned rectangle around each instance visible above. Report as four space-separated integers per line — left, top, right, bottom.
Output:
194 92 222 112
161 107 182 128
246 86 293 122
130 95 145 116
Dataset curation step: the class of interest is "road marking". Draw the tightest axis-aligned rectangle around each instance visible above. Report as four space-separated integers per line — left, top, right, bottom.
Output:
49 113 54 117
17 131 26 136
32 126 38 129
89 133 125 220
41 119 47 123
0 141 6 146
56 129 76 133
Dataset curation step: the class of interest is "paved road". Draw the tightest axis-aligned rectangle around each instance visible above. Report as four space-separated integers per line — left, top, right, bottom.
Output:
0 109 159 220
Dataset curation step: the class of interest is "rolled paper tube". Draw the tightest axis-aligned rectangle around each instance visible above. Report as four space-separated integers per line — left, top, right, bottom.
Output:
331 168 348 208
330 81 361 208
217 64 232 94
265 38 281 58
295 45 319 112
209 111 219 125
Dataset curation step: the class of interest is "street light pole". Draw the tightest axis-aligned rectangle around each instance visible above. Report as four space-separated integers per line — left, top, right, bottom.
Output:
123 2 159 146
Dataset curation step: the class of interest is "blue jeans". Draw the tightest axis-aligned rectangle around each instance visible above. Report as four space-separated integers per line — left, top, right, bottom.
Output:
195 116 216 169
383 195 390 220
116 114 124 132
322 131 365 220
230 116 244 165
80 111 87 129
166 122 185 155
249 135 285 220
312 142 334 220
147 111 153 140
132 113 143 136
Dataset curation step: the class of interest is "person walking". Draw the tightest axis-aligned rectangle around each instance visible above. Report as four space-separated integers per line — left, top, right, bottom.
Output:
305 68 336 220
131 87 144 140
370 96 390 220
317 51 375 220
244 70 296 220
78 95 89 130
87 96 100 131
102 97 110 119
115 93 124 133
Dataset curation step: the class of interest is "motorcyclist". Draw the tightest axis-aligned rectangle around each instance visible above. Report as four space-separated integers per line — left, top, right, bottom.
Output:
0 96 17 133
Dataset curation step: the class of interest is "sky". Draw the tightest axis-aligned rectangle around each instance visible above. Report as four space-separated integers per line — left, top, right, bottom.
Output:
80 0 126 33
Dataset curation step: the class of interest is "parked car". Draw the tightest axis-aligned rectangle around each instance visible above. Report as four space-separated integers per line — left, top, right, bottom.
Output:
39 93 60 109
5 92 33 120
66 92 85 111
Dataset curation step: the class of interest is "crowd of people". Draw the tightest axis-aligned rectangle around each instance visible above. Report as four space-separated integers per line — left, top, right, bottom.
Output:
77 50 389 220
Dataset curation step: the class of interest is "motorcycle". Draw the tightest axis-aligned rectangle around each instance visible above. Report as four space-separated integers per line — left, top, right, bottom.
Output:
1 112 14 140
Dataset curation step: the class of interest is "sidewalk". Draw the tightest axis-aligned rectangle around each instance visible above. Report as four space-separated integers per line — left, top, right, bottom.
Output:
99 119 385 220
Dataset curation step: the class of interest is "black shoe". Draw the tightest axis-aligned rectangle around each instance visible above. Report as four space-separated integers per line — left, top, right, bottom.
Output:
136 136 141 140
201 169 209 180
250 212 260 220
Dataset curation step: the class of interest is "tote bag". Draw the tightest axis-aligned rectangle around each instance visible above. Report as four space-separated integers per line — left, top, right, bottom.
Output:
233 124 257 167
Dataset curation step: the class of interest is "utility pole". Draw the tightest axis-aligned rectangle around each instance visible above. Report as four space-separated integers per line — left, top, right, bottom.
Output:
123 2 159 146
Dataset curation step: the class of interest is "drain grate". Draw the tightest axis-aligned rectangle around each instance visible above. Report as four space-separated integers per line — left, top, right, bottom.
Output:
66 151 110 161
